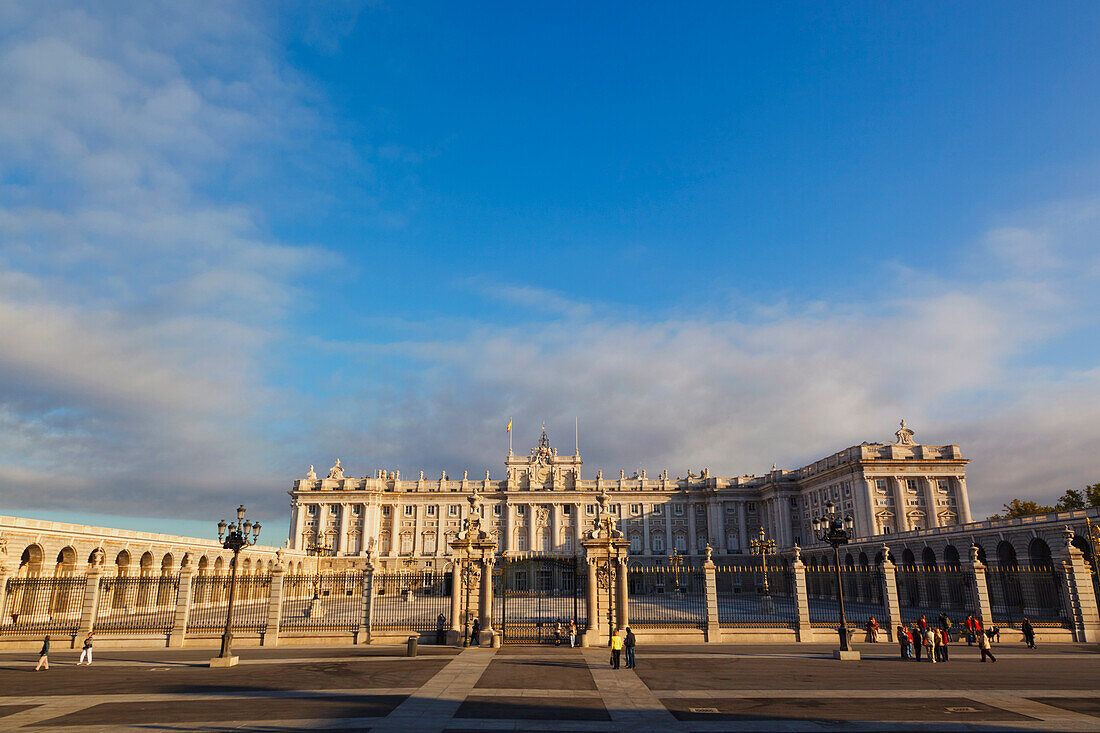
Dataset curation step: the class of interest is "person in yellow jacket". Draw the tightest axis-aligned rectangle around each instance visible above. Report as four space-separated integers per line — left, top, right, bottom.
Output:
610 632 623 669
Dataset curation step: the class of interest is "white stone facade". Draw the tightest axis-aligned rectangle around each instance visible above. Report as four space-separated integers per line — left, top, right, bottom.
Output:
289 422 973 569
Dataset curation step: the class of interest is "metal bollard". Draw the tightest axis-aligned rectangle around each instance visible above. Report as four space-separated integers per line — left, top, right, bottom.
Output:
406 635 418 657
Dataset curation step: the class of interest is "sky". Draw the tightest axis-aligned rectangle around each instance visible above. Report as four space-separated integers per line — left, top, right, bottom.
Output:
1 1 1099 541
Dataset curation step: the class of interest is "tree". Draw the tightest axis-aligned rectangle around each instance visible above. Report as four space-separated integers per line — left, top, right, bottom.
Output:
990 499 1055 520
1055 489 1086 511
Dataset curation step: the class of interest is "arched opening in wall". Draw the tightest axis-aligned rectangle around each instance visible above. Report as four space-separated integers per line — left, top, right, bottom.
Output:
1028 538 1053 567
55 547 77 576
943 545 964 605
943 545 961 568
87 549 101 565
843 553 858 602
18 545 44 577
379 532 392 555
1027 537 1061 616
160 553 174 575
628 533 642 555
920 546 940 607
537 528 551 553
900 548 920 606
858 552 869 569
137 552 155 607
139 552 154 576
157 554 175 606
901 549 916 567
994 540 1023 610
562 532 574 555
673 532 687 553
874 550 883 566
198 556 209 574
857 552 871 601
214 556 225 573
115 550 131 577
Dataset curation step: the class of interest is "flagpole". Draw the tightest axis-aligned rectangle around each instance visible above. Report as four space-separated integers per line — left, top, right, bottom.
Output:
508 417 513 456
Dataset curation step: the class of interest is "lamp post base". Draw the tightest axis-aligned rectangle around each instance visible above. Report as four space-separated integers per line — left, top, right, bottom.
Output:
209 655 239 668
833 649 861 661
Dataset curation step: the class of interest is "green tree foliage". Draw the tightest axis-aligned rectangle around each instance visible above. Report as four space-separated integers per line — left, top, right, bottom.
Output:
988 483 1099 519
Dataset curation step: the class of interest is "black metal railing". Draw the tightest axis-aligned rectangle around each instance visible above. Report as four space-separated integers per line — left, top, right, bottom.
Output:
627 565 706 629
372 570 451 631
1 576 87 634
94 575 179 632
187 574 271 632
715 565 797 628
806 567 886 629
280 572 363 631
894 566 978 628
986 565 1067 628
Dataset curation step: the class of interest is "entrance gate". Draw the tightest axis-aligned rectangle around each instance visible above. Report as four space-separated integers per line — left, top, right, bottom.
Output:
493 555 587 645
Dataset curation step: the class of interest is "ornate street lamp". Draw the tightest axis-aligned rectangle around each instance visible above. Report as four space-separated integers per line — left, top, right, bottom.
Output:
214 505 260 665
811 501 855 655
459 492 487 647
667 548 684 591
749 527 776 594
305 536 333 619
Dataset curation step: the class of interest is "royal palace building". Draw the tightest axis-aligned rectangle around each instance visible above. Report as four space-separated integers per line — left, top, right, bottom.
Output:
288 421 974 569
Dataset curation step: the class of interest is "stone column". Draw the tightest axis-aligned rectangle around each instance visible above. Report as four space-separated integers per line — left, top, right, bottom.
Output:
479 554 495 645
412 504 422 559
503 504 513 554
338 503 351 555
77 564 103 639
449 561 462 637
922 479 940 529
358 562 374 644
879 552 900 643
664 502 673 552
551 504 560 555
860 479 878 538
792 550 812 642
688 501 698 556
737 502 748 554
1057 528 1100 642
891 478 909 533
527 505 537 554
642 507 651 557
615 555 629 630
584 558 598 647
954 476 973 524
703 550 720 642
262 564 284 647
168 561 194 647
291 503 306 551
969 545 993 626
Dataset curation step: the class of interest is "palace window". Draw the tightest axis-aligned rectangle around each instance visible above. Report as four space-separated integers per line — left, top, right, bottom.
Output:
586 505 596 515
330 505 338 514
610 504 619 514
426 505 436 516
517 505 526 515
937 480 949 493
382 506 391 516
404 505 414 516
563 505 571 515
793 535 801 546
882 526 892 534
906 479 919 493
307 505 318 515
695 504 705 514
673 534 687 551
876 479 888 493
726 504 736 513
493 505 502 516
673 504 684 516
653 504 663 515
746 502 755 512
448 505 459 517
790 497 798 507
630 504 642 515
726 532 738 552
399 534 413 554
652 535 665 553
630 535 642 554
696 535 707 551
844 483 851 496
516 533 527 551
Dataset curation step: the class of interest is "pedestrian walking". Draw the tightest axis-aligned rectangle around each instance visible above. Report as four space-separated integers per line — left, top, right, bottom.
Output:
913 626 923 661
935 627 949 662
904 626 914 659
471 618 481 646
964 615 975 645
924 628 936 663
77 633 94 666
865 616 879 642
568 619 577 648
610 631 623 669
34 636 50 671
554 621 562 646
435 613 447 645
1021 618 1036 649
897 625 908 659
978 627 997 663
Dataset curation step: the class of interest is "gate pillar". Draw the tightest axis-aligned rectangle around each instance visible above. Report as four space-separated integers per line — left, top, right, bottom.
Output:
478 554 496 644
448 491 498 646
581 490 630 647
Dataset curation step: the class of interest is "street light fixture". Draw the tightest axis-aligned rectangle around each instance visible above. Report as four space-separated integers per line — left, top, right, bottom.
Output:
459 492 488 647
213 505 260 666
749 527 776 594
595 491 623 647
811 500 855 656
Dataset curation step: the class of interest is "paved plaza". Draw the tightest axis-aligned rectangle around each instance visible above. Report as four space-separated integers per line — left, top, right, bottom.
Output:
0 642 1096 731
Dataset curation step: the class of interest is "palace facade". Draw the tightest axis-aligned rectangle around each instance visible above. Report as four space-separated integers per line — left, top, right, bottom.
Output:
288 421 973 569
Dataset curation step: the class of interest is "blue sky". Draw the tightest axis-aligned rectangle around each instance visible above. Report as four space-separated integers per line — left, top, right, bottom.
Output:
1 1 1099 541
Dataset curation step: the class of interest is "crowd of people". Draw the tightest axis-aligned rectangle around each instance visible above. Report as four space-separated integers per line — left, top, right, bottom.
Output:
887 612 1039 663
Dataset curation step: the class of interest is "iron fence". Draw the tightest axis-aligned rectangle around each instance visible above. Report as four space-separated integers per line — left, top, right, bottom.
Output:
894 566 978 629
0 576 86 634
187 574 271 632
372 570 452 631
715 565 797 627
280 572 363 631
94 575 179 632
986 565 1068 628
806 567 886 630
627 564 706 629
494 556 586 644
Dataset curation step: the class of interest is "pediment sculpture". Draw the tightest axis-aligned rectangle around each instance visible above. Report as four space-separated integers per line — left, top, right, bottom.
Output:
327 459 344 480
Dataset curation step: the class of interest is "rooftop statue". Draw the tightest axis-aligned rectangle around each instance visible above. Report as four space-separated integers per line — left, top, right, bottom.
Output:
327 459 344 480
894 419 916 446
307 464 317 480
